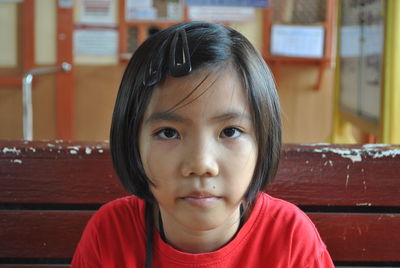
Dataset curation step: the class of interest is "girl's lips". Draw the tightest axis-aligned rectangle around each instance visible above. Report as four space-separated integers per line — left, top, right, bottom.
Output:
181 195 221 208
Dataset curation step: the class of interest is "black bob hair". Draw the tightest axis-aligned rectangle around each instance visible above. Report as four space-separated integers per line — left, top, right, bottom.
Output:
110 21 282 206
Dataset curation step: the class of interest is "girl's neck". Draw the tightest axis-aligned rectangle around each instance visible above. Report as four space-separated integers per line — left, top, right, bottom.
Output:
156 206 244 254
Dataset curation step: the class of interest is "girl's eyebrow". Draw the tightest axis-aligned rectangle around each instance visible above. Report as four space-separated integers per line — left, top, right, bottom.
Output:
144 110 251 125
210 111 251 123
144 111 189 125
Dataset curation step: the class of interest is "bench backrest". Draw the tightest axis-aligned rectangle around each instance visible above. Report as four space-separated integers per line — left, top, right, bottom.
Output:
1 141 399 267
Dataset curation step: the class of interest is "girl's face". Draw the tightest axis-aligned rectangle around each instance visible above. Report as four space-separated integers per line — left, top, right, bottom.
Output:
139 67 258 233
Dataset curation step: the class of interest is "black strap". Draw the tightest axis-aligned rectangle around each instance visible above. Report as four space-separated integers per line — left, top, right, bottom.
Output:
158 210 167 242
145 202 154 268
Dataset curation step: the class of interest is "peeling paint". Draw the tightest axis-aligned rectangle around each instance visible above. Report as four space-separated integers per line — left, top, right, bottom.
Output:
2 147 21 155
67 146 81 151
28 147 36 152
363 180 367 191
85 147 92 155
369 149 400 158
346 154 362 162
313 148 363 162
356 203 372 206
342 228 348 241
70 150 78 155
363 144 391 148
345 174 349 188
10 159 22 164
357 226 362 236
47 143 55 148
328 160 333 166
98 149 104 153
302 143 331 146
313 146 400 162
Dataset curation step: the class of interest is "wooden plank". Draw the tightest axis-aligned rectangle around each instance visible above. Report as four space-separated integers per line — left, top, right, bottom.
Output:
310 213 400 262
1 211 399 262
1 142 400 206
269 144 400 207
0 211 92 258
0 140 128 204
0 158 127 204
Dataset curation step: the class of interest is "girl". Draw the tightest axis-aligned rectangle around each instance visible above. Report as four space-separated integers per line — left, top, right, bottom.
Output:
72 22 334 267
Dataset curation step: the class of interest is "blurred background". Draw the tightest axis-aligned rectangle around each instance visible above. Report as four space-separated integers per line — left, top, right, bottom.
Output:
0 0 398 144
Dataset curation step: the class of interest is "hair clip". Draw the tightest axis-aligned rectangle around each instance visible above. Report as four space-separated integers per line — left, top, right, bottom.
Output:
169 29 192 77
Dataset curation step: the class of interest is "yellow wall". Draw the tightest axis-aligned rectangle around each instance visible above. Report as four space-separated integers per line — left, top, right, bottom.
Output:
279 66 334 143
231 9 264 51
0 3 18 67
35 0 56 65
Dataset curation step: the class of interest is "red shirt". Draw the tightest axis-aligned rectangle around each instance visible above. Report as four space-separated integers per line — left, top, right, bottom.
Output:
71 192 334 267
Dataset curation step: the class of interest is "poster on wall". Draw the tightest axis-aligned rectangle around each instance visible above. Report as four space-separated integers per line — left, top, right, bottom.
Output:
74 25 118 56
125 0 183 21
125 0 157 20
188 6 255 22
79 0 116 25
270 24 324 58
186 0 268 7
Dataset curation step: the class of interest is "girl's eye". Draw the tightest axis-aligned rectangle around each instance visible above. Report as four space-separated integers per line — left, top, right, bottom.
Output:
155 128 180 140
220 127 242 139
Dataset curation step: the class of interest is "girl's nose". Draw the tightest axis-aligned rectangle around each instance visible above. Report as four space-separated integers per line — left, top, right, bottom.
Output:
181 140 219 178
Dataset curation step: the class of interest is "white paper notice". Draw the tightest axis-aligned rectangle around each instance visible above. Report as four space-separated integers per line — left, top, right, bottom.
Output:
125 0 157 20
126 0 153 9
188 6 255 22
74 26 118 56
80 0 116 25
270 24 325 58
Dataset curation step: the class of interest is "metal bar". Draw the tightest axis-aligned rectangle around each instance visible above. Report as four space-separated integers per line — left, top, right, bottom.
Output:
22 62 71 140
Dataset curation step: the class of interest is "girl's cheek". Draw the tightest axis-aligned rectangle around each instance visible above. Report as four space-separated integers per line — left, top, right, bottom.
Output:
152 139 181 150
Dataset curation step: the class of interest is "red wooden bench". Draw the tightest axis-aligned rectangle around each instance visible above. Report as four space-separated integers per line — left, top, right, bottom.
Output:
1 140 399 267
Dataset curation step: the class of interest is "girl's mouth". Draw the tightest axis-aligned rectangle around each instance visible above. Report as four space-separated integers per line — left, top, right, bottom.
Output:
181 192 221 208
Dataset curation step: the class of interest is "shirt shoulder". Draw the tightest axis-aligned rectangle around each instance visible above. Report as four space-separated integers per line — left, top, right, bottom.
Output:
95 195 145 223
71 195 147 268
254 193 334 267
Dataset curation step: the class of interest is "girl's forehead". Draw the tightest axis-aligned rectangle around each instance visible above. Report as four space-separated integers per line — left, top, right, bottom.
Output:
149 69 247 110
142 68 251 121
